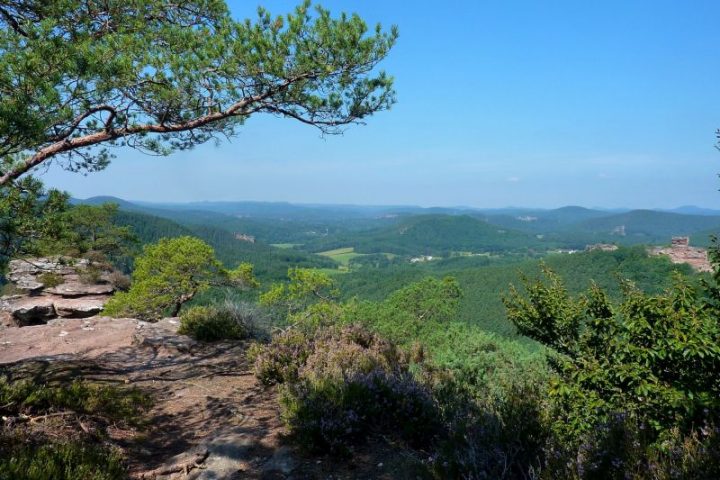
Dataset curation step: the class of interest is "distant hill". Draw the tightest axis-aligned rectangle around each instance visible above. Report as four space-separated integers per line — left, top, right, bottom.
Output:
661 206 720 216
304 214 542 256
112 210 335 281
478 206 613 234
79 197 720 251
77 197 400 244
564 210 720 245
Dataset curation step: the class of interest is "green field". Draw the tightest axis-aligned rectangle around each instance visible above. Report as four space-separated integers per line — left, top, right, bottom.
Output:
317 247 367 266
271 243 303 249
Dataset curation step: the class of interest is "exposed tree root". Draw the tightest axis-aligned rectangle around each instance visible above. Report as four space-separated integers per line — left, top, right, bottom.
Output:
136 448 209 479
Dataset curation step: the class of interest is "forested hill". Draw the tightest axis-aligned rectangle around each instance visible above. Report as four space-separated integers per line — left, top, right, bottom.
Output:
476 206 615 233
113 210 335 281
303 214 544 255
88 196 720 253
568 210 720 243
336 246 698 336
480 208 720 247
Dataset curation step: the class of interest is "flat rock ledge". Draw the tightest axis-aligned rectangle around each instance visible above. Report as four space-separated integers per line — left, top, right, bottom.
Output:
1 257 119 327
0 316 191 364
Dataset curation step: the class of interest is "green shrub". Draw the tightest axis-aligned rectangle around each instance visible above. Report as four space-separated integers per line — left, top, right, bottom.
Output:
78 264 104 285
0 437 126 480
107 270 131 291
38 272 63 289
0 376 151 426
0 282 22 296
178 302 256 341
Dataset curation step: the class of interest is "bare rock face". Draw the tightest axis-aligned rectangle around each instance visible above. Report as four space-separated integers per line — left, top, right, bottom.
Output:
53 298 106 318
1 257 118 327
8 296 56 326
46 283 115 297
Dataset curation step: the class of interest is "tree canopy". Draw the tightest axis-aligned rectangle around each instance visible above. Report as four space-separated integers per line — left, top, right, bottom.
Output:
0 178 69 270
504 263 720 442
104 236 258 320
0 0 397 185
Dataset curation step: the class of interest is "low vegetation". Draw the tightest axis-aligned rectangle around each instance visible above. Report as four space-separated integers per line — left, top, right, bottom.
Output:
179 301 263 342
0 375 152 480
246 253 720 478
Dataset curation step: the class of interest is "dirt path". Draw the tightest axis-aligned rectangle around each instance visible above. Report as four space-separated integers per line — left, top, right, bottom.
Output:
0 317 289 479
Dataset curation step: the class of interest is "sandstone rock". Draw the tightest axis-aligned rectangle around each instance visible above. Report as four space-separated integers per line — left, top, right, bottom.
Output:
46 282 115 297
133 326 197 355
9 297 56 326
1 257 117 326
7 258 80 278
0 310 12 328
53 298 106 318
187 430 255 480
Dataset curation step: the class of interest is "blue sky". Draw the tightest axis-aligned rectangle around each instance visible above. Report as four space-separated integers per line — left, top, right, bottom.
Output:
43 0 720 208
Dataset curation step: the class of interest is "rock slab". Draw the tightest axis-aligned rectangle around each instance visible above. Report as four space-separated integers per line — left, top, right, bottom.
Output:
1 257 118 327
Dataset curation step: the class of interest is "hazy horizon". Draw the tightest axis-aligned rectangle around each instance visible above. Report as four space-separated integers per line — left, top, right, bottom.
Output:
76 194 720 214
40 0 720 209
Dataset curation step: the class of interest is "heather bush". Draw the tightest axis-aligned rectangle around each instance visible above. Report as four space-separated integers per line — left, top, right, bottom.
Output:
253 328 312 385
544 414 720 480
107 270 131 291
255 324 440 454
78 263 104 285
424 367 547 479
281 368 439 455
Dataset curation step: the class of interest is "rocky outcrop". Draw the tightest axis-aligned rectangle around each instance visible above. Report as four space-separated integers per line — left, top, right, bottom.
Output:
649 239 713 273
0 257 120 327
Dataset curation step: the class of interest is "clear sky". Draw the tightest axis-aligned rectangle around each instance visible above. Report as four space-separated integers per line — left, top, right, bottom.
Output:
42 0 720 209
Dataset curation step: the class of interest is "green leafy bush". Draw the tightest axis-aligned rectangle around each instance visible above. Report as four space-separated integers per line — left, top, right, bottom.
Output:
178 302 258 341
500 249 720 478
505 267 720 442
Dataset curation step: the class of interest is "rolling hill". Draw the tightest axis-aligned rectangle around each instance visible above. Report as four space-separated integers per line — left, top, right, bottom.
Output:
303 214 544 256
112 210 335 280
566 210 720 245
